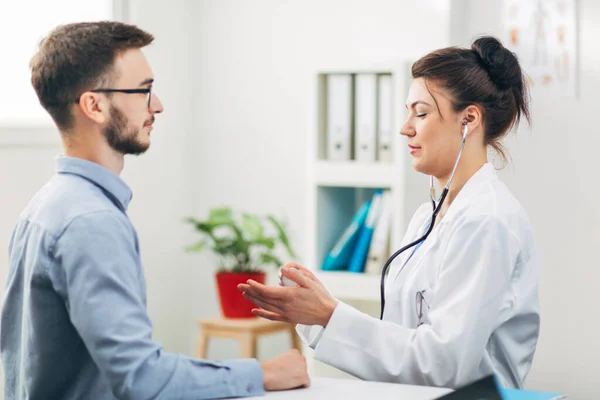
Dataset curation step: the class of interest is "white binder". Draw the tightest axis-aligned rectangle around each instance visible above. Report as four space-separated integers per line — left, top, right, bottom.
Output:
326 74 352 161
364 189 392 275
377 74 393 163
354 74 377 162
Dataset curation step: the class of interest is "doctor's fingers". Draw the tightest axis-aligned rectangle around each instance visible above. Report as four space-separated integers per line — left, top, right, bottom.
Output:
251 308 287 322
281 263 319 283
243 279 290 300
243 292 286 316
243 287 290 311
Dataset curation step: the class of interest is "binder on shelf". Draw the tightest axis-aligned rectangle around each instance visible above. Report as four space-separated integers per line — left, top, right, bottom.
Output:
364 189 392 275
377 74 393 163
321 201 371 271
326 74 353 161
354 73 377 163
348 190 383 273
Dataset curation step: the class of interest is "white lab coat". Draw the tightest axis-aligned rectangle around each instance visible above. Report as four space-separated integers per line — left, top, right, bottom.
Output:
297 163 540 389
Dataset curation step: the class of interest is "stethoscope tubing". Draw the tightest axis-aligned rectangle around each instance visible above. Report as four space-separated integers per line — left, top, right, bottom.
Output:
378 122 468 320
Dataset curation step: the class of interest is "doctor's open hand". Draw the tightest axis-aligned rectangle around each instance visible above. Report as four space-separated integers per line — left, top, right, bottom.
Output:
237 263 338 327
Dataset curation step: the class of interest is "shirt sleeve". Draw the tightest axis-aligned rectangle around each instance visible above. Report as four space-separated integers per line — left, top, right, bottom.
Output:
309 215 519 388
51 210 264 400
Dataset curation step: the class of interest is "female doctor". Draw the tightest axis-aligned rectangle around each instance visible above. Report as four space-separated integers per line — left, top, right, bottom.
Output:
238 36 540 390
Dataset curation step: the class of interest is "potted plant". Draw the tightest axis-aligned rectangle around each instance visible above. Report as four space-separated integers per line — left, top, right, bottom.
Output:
185 207 296 318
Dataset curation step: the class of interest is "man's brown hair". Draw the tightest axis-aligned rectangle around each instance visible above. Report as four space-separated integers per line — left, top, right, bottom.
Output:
30 21 154 131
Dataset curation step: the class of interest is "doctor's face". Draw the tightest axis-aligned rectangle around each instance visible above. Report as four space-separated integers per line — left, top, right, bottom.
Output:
400 78 466 180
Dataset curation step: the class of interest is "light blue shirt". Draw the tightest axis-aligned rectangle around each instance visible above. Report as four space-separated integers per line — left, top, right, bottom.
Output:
0 156 264 399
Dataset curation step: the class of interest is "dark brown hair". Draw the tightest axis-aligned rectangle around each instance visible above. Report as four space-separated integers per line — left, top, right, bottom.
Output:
412 36 530 162
30 21 154 131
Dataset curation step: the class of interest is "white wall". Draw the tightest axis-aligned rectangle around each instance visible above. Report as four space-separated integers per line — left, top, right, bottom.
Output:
453 1 600 398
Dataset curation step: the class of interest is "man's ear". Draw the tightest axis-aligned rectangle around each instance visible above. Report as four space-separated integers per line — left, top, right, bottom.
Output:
76 92 108 124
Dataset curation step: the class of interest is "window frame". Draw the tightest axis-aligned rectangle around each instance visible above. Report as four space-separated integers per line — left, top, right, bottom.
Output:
0 0 129 147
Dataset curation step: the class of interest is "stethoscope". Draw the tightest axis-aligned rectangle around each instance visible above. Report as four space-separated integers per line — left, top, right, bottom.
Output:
379 119 469 320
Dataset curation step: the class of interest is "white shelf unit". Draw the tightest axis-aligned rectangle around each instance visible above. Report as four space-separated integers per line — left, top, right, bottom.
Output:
303 62 416 377
312 160 398 189
316 270 381 302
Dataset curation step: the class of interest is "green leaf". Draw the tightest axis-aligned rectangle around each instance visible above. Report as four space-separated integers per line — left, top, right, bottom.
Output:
185 217 199 224
210 207 232 220
259 253 283 267
208 208 235 227
242 214 264 238
251 237 276 249
194 222 214 234
267 215 296 258
185 208 296 272
184 240 209 252
212 238 238 254
222 220 244 242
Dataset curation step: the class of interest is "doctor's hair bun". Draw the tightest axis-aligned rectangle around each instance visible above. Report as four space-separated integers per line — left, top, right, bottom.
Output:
471 36 521 92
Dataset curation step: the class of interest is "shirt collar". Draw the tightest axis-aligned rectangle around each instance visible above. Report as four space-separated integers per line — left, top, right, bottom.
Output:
55 155 133 211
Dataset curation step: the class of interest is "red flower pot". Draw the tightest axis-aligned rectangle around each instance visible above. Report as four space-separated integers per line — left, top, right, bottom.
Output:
215 271 266 318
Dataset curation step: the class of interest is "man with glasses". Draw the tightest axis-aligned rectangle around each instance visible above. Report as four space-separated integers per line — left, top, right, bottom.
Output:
0 21 309 400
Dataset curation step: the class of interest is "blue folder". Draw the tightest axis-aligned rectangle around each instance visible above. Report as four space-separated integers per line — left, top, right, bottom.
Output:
321 201 370 271
348 190 382 273
434 375 566 400
500 388 566 400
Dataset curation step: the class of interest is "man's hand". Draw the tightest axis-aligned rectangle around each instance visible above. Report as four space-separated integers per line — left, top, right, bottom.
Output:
260 349 310 391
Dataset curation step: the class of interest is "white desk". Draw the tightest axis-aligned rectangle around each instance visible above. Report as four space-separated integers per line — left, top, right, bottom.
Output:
242 377 453 399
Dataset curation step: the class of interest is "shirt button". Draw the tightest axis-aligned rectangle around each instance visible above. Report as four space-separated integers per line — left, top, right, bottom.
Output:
247 383 254 392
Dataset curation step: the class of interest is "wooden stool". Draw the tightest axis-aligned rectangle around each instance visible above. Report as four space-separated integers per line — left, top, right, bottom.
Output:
196 317 303 359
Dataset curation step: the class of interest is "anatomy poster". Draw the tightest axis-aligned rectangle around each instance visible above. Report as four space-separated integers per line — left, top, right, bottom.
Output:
503 0 578 97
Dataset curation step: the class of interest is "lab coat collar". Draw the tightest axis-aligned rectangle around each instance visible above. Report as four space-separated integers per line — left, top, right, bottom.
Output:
439 162 498 226
388 163 498 289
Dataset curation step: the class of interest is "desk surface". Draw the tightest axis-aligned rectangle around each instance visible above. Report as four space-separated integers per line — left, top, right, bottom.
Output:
242 377 453 399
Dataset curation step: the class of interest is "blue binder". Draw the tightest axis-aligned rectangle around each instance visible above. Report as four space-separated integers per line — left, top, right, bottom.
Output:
348 190 382 273
321 201 371 271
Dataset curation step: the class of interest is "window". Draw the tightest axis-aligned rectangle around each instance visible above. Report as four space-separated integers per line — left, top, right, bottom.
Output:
0 0 124 126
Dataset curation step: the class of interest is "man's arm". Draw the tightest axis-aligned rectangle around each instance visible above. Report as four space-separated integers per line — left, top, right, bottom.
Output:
51 210 263 400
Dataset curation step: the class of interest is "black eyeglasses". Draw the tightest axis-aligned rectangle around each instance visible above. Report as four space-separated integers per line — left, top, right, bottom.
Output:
75 87 153 108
